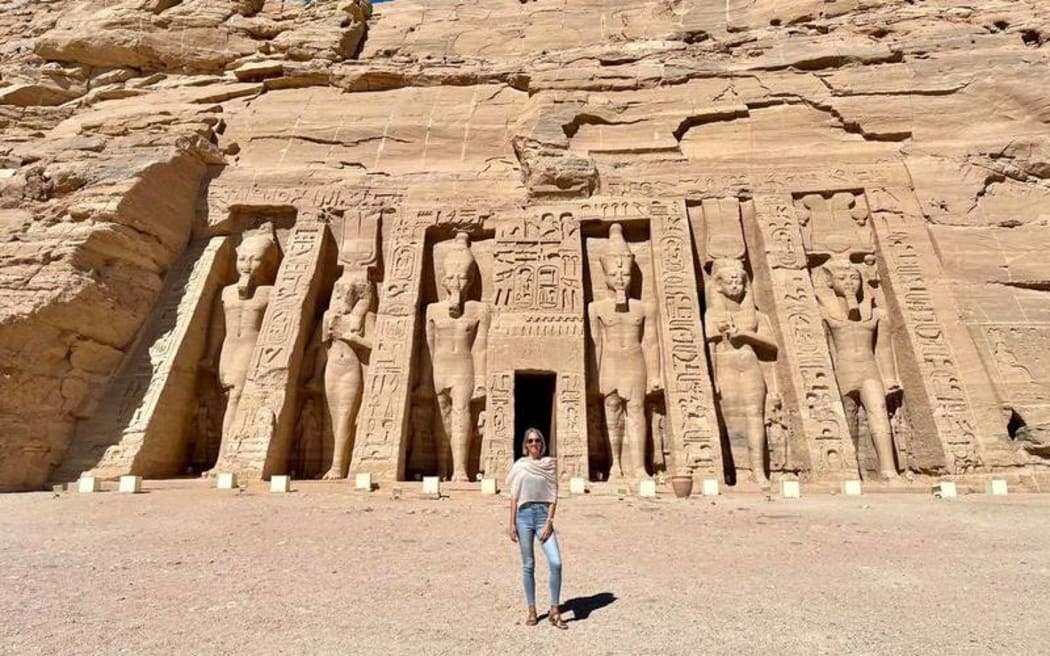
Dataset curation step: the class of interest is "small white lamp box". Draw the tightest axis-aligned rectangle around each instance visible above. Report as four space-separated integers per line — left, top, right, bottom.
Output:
354 472 373 491
780 479 801 499
118 475 142 494
421 476 441 497
638 479 657 498
480 478 498 495
701 479 721 497
841 480 863 496
216 473 237 490
932 481 957 498
270 475 291 493
986 479 1008 496
569 477 586 495
78 476 102 493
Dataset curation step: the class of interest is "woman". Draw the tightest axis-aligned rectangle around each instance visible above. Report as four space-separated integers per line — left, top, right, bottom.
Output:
506 428 567 629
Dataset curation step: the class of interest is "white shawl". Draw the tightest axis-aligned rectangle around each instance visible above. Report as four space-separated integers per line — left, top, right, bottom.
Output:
506 456 558 507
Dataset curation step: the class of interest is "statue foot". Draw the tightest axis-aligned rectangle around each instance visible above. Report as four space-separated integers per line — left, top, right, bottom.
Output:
321 468 344 481
753 473 772 489
451 472 471 483
879 469 900 481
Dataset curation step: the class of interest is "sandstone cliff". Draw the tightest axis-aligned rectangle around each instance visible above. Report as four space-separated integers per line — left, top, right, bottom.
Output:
2 0 1048 490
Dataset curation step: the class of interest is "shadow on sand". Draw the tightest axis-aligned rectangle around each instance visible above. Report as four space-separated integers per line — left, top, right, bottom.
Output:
557 592 617 623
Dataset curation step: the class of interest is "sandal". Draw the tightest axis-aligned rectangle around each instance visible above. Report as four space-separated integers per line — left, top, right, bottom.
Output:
525 609 538 626
549 610 568 630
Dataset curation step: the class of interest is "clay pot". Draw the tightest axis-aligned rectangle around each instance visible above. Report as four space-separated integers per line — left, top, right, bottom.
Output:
670 476 693 498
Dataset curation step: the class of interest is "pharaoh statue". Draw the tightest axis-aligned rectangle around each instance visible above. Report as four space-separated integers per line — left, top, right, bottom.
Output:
320 268 375 480
816 257 901 479
425 232 490 482
704 258 780 487
208 226 281 456
587 223 662 482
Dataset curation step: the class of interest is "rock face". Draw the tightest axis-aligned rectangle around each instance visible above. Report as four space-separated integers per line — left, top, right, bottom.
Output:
2 0 1049 491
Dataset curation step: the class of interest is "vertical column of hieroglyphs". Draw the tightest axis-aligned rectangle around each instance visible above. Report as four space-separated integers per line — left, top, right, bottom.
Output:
216 210 328 478
351 210 427 480
648 200 722 477
551 214 587 481
59 236 230 480
750 194 857 476
866 191 987 471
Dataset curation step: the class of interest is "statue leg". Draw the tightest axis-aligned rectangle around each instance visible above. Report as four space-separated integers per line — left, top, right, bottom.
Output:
449 383 473 482
626 396 648 480
220 385 242 444
209 384 242 473
323 370 364 480
603 394 625 480
436 390 453 480
745 413 770 488
860 380 899 479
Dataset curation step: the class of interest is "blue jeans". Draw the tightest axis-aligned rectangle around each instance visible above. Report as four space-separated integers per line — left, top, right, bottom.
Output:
515 502 562 608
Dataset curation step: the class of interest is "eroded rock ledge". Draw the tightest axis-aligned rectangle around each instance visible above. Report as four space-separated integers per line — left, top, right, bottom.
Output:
2 0 1049 491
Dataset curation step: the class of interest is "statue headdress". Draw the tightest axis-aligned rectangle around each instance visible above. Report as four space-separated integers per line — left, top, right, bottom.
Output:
600 223 634 273
444 231 477 279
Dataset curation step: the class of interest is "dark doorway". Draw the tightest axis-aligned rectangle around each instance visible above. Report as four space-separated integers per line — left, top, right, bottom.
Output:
514 372 557 459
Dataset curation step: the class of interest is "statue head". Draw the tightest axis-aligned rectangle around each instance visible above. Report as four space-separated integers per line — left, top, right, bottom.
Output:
442 231 476 317
824 258 863 300
711 258 749 303
235 226 280 298
330 268 374 316
600 223 634 306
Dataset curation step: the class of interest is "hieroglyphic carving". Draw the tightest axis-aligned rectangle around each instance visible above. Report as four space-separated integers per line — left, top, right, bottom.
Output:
875 227 983 471
59 237 230 479
212 212 328 478
493 213 582 314
648 200 721 476
482 371 513 480
350 212 427 479
751 194 855 476
487 206 589 481
556 372 587 481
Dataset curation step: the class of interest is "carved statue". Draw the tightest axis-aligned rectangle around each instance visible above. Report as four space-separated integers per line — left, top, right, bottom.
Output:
212 227 281 451
816 257 901 479
704 258 779 488
587 223 662 482
321 268 374 480
425 232 490 482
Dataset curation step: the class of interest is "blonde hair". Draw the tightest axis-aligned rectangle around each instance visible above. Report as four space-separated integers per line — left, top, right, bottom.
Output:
521 427 547 457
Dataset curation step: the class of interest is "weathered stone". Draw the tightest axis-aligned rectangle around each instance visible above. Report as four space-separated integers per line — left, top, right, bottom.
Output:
0 0 1044 496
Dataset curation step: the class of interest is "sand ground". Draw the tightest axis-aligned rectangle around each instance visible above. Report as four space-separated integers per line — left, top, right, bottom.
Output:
2 479 1049 656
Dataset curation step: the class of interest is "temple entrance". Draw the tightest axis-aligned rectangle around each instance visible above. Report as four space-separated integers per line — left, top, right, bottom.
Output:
514 372 556 459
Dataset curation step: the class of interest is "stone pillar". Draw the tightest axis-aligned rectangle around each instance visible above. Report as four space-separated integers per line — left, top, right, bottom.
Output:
213 211 329 478
57 236 230 480
350 217 426 480
648 199 722 478
867 188 1012 472
749 194 857 478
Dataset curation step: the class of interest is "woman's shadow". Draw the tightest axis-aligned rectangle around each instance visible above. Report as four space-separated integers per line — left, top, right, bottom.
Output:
545 592 617 623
